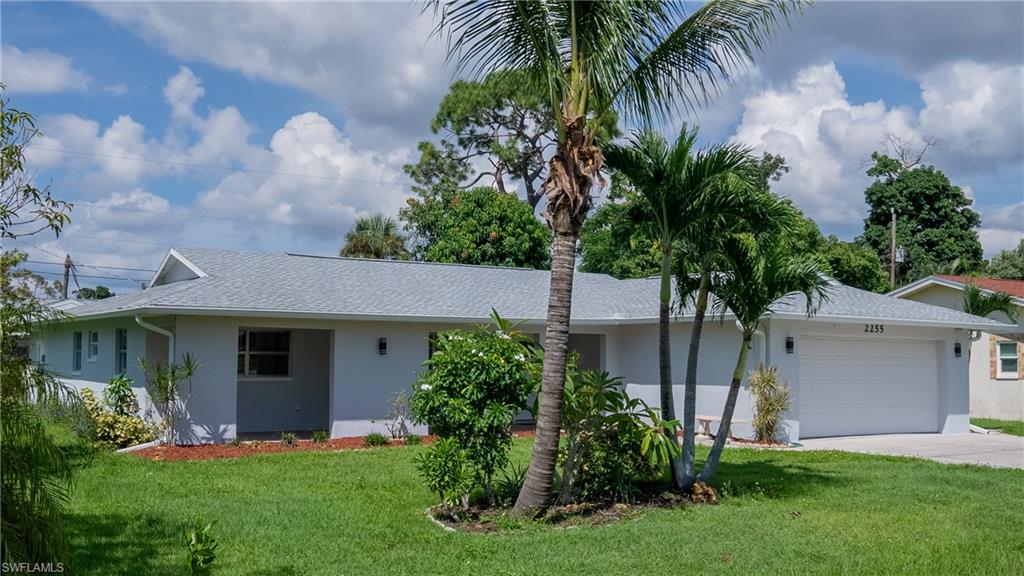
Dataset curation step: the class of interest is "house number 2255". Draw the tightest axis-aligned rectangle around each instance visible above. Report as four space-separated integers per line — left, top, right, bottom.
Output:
864 324 885 334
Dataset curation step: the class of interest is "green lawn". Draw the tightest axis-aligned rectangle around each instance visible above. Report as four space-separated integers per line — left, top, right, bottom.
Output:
972 418 1024 437
65 440 1023 576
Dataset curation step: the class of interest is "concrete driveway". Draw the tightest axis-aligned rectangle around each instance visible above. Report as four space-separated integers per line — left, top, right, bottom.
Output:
798 433 1024 469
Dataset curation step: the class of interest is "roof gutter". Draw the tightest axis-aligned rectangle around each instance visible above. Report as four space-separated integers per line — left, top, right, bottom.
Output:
135 316 174 364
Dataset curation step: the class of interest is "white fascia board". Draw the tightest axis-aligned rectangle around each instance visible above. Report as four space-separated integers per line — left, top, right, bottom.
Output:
148 248 208 287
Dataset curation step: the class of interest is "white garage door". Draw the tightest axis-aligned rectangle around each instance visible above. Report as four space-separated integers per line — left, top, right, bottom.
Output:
799 337 939 438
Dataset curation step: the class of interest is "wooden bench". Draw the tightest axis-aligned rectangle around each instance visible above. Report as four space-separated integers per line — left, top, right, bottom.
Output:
696 415 749 438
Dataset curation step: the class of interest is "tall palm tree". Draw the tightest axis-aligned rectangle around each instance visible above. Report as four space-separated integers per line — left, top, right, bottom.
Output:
604 127 760 488
429 0 807 514
697 231 829 482
340 214 410 260
961 284 1018 323
672 175 796 490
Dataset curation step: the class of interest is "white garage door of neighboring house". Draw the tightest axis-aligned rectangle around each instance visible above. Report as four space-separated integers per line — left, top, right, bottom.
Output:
799 337 939 438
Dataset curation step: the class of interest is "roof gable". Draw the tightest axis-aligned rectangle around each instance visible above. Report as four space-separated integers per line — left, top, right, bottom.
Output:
150 249 208 287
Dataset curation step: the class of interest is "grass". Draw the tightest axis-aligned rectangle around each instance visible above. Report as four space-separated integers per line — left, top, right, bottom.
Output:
972 418 1024 437
64 439 1023 576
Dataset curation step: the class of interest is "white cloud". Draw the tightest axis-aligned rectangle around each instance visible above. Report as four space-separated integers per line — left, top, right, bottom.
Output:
90 2 448 148
1 44 91 93
104 83 128 96
729 60 1024 236
164 66 204 123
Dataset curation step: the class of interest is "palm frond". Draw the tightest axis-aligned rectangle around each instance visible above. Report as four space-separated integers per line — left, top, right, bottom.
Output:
962 284 1019 323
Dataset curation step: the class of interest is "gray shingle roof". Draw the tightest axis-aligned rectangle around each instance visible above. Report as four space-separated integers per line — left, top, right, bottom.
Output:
64 247 1010 329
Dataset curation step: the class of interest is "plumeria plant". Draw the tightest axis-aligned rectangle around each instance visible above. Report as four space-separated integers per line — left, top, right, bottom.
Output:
410 310 537 505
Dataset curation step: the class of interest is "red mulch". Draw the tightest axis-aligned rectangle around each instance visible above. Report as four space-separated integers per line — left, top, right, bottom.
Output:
131 430 536 462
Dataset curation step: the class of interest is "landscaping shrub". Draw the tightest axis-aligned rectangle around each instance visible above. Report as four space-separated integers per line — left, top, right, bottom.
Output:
558 370 679 504
139 353 200 445
414 437 473 509
183 517 218 576
311 430 329 443
279 432 298 447
403 434 423 446
410 310 536 505
494 462 527 506
81 387 156 449
104 373 139 417
749 364 791 443
363 432 390 447
383 390 411 439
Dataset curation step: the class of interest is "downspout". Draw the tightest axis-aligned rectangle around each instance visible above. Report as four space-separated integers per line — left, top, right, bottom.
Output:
135 316 174 364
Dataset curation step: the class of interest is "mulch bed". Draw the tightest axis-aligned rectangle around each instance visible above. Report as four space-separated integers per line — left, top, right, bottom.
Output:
427 489 706 533
130 430 536 462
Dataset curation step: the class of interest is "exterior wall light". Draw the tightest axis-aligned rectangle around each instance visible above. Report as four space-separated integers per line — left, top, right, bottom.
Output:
378 337 387 355
954 342 962 358
785 336 795 354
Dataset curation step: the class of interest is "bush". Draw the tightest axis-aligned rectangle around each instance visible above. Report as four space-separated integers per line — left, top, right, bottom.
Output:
104 373 139 417
81 387 156 449
279 431 298 447
383 391 411 439
749 364 791 443
410 310 536 505
414 437 473 509
183 517 218 575
494 462 527 507
363 432 390 447
403 434 423 446
311 430 329 444
559 370 679 504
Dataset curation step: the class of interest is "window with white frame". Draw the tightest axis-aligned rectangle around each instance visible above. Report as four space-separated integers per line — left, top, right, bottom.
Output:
72 331 83 373
237 329 290 377
996 341 1019 379
87 331 99 362
116 328 128 374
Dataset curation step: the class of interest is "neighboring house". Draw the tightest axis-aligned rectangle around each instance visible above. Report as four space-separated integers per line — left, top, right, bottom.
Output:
33 248 1010 444
890 275 1024 421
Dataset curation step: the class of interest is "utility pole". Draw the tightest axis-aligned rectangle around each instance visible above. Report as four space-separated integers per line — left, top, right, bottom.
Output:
889 207 897 290
62 254 71 299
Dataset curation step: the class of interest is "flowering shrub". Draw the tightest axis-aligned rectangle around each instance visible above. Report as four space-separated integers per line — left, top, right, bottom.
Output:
82 387 156 448
410 310 536 505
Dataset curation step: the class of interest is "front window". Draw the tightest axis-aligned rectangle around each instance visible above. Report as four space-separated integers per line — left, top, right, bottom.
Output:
87 331 99 362
116 328 128 374
997 341 1019 379
238 329 290 377
72 331 82 373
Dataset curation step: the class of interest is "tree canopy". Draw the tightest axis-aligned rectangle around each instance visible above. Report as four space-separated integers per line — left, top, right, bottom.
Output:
74 285 116 300
340 214 410 260
985 240 1024 280
578 177 660 279
401 186 550 269
859 152 983 283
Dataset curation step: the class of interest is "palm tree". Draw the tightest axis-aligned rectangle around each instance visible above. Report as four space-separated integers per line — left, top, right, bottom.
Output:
697 231 829 482
962 284 1018 323
604 127 761 488
340 214 410 260
428 0 807 514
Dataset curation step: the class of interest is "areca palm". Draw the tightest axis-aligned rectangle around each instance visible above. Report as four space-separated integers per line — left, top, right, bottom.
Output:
674 175 796 490
697 231 829 482
961 284 1018 323
604 126 762 488
340 214 410 260
429 0 807 513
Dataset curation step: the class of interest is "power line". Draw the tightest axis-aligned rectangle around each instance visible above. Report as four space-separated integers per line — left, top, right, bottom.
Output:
75 201 347 233
13 241 153 283
27 269 148 283
25 259 156 273
29 146 401 187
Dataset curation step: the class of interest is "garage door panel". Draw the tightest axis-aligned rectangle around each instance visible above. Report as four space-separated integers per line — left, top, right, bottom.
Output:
799 337 939 438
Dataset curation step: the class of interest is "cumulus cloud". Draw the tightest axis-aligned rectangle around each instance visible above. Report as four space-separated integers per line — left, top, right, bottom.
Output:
729 60 1023 236
90 2 448 148
1 44 91 93
978 202 1024 257
164 66 205 123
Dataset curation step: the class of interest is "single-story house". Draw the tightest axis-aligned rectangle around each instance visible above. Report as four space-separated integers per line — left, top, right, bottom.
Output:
33 247 1011 444
890 275 1024 421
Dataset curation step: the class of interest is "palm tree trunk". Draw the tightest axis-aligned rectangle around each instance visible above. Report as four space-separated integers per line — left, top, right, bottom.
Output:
514 230 577 515
658 240 680 488
680 272 710 491
697 333 751 483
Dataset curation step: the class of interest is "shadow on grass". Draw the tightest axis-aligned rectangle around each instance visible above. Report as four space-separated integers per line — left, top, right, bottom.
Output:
68 512 180 576
706 458 843 500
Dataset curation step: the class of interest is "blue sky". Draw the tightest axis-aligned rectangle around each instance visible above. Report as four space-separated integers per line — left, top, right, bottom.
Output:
2 1 1021 293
